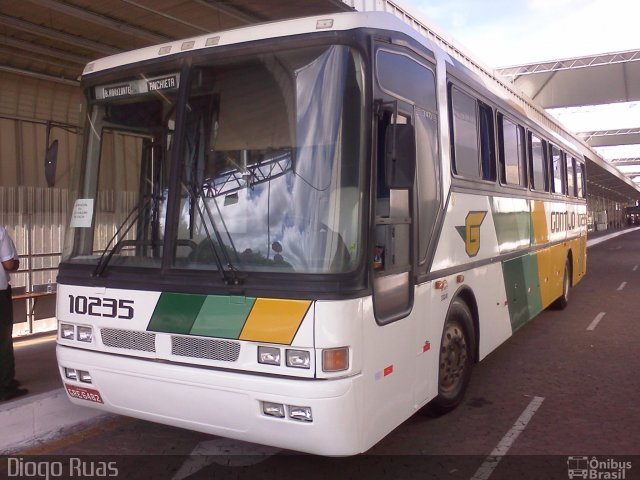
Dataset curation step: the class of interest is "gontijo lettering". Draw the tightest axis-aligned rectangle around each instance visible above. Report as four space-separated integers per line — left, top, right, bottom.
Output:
550 212 588 232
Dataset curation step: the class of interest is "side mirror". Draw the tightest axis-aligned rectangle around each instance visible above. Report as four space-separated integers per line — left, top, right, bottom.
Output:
45 139 59 188
385 124 416 189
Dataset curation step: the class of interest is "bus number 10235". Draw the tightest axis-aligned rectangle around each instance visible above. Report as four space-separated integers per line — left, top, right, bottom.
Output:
69 295 134 319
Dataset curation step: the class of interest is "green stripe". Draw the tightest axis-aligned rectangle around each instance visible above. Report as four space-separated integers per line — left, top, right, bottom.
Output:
490 197 531 253
502 254 542 332
190 296 255 338
148 293 205 334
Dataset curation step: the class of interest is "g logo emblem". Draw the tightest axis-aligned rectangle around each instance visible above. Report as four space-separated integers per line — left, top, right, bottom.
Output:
456 211 487 257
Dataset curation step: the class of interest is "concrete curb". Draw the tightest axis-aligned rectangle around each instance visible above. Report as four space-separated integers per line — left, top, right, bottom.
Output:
0 388 110 453
586 227 640 248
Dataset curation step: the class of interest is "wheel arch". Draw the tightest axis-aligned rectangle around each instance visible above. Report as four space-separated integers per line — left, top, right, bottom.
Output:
451 285 480 363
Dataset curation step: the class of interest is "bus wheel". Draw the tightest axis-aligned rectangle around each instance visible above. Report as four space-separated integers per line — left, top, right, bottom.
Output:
424 299 475 417
552 258 571 310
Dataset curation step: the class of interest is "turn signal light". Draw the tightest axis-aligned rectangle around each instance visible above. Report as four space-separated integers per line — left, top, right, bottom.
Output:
322 347 349 372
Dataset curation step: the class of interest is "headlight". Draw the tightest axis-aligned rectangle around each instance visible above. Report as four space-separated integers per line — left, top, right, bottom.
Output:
60 324 75 340
77 326 93 343
285 349 310 369
288 405 313 422
262 402 285 418
258 346 281 366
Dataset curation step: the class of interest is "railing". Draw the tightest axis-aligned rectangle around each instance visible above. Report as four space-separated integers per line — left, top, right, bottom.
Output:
1 186 68 336
10 252 60 336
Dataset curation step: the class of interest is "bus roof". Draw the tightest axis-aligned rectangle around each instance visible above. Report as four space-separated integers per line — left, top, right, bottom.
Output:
82 12 434 76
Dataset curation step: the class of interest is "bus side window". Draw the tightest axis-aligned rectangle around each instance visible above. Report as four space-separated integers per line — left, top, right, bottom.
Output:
550 144 565 194
567 156 576 197
528 132 548 192
498 113 526 187
449 85 495 181
450 86 480 178
478 102 496 181
576 162 585 198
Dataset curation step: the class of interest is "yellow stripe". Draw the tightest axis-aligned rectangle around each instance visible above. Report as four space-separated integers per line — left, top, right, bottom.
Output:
239 298 311 344
531 200 548 245
536 244 564 308
537 237 586 309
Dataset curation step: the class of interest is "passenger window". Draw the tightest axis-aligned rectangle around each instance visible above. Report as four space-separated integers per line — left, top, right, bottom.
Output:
449 86 495 181
567 157 576 197
479 102 496 181
550 145 565 194
576 162 585 198
450 87 480 178
529 133 547 192
498 114 525 187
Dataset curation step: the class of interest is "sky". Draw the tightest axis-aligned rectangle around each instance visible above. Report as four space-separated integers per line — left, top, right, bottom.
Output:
405 0 640 67
404 0 640 172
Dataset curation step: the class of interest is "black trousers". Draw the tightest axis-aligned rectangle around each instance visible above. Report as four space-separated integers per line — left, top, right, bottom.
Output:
0 286 16 390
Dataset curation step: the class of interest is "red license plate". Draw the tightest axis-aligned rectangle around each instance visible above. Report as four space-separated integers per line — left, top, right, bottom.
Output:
65 384 104 404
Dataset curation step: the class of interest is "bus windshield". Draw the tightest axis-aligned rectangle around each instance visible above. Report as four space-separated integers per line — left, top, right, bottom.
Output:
65 45 366 275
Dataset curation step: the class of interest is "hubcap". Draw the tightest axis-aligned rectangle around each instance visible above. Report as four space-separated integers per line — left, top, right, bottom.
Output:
439 321 468 394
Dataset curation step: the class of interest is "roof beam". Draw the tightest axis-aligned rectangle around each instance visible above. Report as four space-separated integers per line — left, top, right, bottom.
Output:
2 35 91 65
579 129 640 147
0 13 120 55
120 0 211 33
25 0 169 43
194 0 266 24
497 49 640 79
610 158 640 165
0 44 81 71
0 65 79 86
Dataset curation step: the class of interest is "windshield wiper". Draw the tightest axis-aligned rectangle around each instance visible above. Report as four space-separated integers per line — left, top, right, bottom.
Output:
92 195 154 277
184 182 243 286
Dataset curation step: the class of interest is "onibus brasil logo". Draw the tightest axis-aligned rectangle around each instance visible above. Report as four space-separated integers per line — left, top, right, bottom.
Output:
567 456 632 479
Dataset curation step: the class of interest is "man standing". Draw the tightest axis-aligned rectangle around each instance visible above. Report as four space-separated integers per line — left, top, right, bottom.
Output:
0 225 28 401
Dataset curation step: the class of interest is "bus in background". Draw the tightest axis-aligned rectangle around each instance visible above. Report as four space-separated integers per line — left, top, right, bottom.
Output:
56 10 587 455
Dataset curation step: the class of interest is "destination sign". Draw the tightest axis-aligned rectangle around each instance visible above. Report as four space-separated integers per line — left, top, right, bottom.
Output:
96 73 180 100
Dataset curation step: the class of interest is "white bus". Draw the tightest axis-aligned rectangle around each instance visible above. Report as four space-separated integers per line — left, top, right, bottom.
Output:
56 11 587 455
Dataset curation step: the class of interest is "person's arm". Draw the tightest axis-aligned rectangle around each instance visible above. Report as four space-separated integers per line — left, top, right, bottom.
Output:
2 258 19 271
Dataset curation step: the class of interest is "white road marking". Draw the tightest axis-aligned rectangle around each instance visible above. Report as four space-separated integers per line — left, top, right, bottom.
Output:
633 265 638 272
172 438 281 479
617 282 627 291
470 396 544 480
587 312 606 331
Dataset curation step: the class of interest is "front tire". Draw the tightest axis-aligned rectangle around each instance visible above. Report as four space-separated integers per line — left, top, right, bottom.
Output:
425 298 475 416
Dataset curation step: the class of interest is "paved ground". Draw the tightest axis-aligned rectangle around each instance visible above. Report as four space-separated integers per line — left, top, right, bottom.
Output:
2 230 640 480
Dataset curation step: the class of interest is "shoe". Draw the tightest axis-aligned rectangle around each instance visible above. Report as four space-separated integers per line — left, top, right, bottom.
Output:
0 387 29 402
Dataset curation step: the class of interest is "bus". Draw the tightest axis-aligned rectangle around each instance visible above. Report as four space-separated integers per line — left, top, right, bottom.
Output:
56 10 588 456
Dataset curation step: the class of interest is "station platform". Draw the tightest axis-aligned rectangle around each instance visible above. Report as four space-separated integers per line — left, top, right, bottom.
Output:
2 226 639 454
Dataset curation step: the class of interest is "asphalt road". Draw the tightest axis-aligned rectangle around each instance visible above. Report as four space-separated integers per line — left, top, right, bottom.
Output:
6 231 640 480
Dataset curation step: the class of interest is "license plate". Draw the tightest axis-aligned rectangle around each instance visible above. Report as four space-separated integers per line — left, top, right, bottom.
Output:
65 384 104 404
